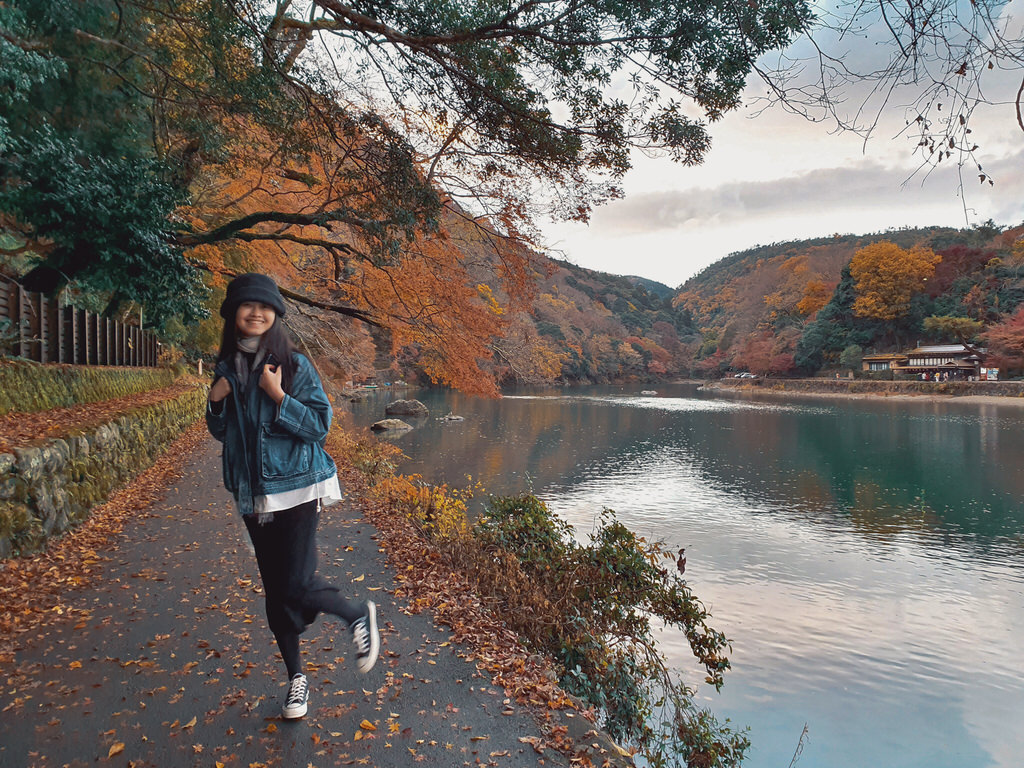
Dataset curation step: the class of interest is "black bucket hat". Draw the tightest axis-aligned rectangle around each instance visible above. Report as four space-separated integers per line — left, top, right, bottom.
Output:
220 273 287 319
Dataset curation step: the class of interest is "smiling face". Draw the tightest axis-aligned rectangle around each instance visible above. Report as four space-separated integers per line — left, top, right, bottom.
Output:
235 301 276 338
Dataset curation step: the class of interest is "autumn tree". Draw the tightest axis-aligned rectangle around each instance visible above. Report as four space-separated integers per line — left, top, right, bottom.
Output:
797 279 837 316
982 306 1024 356
982 306 1024 376
850 241 941 322
1 0 813 308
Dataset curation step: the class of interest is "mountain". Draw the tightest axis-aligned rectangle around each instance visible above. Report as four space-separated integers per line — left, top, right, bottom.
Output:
672 223 1024 377
624 275 676 299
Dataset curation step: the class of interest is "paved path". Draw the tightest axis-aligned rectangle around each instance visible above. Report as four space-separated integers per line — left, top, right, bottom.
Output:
1 437 576 768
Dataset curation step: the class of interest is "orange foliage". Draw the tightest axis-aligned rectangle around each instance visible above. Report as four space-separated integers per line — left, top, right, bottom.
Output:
850 241 941 321
346 235 509 397
797 279 837 316
177 115 539 394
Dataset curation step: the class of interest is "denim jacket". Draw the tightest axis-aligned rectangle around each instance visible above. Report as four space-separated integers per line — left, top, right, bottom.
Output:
206 352 337 515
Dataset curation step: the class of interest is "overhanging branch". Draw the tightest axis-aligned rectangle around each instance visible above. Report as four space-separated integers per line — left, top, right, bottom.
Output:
190 262 381 326
173 209 378 247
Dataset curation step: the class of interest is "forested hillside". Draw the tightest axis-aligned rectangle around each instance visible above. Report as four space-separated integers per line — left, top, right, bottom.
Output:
500 259 694 384
674 223 1024 378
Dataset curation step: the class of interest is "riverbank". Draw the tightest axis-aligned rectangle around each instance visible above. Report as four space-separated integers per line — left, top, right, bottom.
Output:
703 376 1024 403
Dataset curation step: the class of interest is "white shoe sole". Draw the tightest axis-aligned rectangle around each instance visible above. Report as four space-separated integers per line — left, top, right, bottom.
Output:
282 701 307 719
356 601 380 674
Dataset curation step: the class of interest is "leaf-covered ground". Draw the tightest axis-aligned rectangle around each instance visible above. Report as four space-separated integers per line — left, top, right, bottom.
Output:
0 427 628 768
0 379 202 454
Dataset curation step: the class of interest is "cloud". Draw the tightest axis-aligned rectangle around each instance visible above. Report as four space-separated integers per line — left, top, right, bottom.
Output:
592 153 1024 237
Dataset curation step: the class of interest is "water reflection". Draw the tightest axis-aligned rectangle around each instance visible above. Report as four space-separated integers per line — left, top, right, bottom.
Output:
349 385 1024 552
343 384 1024 768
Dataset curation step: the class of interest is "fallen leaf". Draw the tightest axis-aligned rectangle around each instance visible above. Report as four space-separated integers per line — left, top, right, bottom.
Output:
183 715 197 729
360 719 376 731
107 742 125 758
352 574 365 582
519 736 545 754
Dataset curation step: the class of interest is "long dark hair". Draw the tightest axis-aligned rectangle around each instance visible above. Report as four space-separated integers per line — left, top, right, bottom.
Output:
217 314 299 393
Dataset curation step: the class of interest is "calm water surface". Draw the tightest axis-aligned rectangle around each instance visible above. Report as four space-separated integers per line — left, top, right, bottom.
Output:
344 383 1024 768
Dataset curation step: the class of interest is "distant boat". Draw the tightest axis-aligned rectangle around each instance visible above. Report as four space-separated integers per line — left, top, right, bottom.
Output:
640 390 658 396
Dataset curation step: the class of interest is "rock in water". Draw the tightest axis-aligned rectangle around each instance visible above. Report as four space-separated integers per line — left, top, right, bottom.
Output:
384 399 429 417
370 418 413 431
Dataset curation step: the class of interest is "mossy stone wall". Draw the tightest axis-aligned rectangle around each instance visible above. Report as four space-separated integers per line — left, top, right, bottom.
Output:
0 386 206 558
0 360 180 416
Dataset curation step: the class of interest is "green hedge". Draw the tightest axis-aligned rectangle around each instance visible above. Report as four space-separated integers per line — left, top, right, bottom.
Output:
0 359 179 416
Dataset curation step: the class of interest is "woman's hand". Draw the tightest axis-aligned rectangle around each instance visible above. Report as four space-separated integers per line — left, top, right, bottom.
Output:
259 364 286 405
209 376 232 402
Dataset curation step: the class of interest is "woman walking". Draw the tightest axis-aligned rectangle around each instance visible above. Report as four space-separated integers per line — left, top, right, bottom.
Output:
206 273 379 720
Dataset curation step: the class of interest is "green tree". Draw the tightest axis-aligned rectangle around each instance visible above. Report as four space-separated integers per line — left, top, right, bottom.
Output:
1 129 204 323
794 266 884 374
0 4 64 152
839 344 863 371
922 316 984 348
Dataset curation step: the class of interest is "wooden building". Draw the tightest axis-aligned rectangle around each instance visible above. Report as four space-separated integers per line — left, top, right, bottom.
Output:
862 344 985 379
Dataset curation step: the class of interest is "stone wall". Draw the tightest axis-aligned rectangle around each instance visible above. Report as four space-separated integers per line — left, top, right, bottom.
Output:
0 386 207 558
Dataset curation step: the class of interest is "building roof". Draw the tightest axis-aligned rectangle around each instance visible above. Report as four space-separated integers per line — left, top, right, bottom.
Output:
908 344 973 354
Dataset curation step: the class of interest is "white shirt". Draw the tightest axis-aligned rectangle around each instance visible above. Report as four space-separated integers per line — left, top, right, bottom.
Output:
254 474 343 515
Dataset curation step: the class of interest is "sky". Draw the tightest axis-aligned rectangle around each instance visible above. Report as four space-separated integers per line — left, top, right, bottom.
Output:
540 2 1024 289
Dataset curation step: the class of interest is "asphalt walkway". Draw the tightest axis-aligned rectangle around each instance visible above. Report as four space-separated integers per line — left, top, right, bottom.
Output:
0 436 582 768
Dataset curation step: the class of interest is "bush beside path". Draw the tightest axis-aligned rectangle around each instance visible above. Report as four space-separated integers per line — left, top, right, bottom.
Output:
0 432 614 768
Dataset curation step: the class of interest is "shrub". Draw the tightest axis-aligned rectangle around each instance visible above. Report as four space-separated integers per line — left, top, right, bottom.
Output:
471 496 748 768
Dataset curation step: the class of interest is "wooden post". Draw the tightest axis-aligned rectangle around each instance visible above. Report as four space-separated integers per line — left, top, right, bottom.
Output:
97 317 106 366
58 305 70 363
16 283 31 359
0 279 9 357
36 293 48 363
79 309 90 365
45 294 63 363
66 306 78 364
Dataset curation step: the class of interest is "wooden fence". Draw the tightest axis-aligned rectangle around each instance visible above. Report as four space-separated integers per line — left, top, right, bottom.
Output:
0 276 157 366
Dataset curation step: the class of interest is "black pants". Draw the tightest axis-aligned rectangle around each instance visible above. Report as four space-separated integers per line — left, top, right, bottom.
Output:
244 500 362 678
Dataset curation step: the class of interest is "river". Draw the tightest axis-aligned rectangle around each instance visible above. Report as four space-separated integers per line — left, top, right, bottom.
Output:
342 383 1024 768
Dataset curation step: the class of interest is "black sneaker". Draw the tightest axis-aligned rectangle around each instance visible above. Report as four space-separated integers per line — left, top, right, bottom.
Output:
352 601 380 673
282 673 309 719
